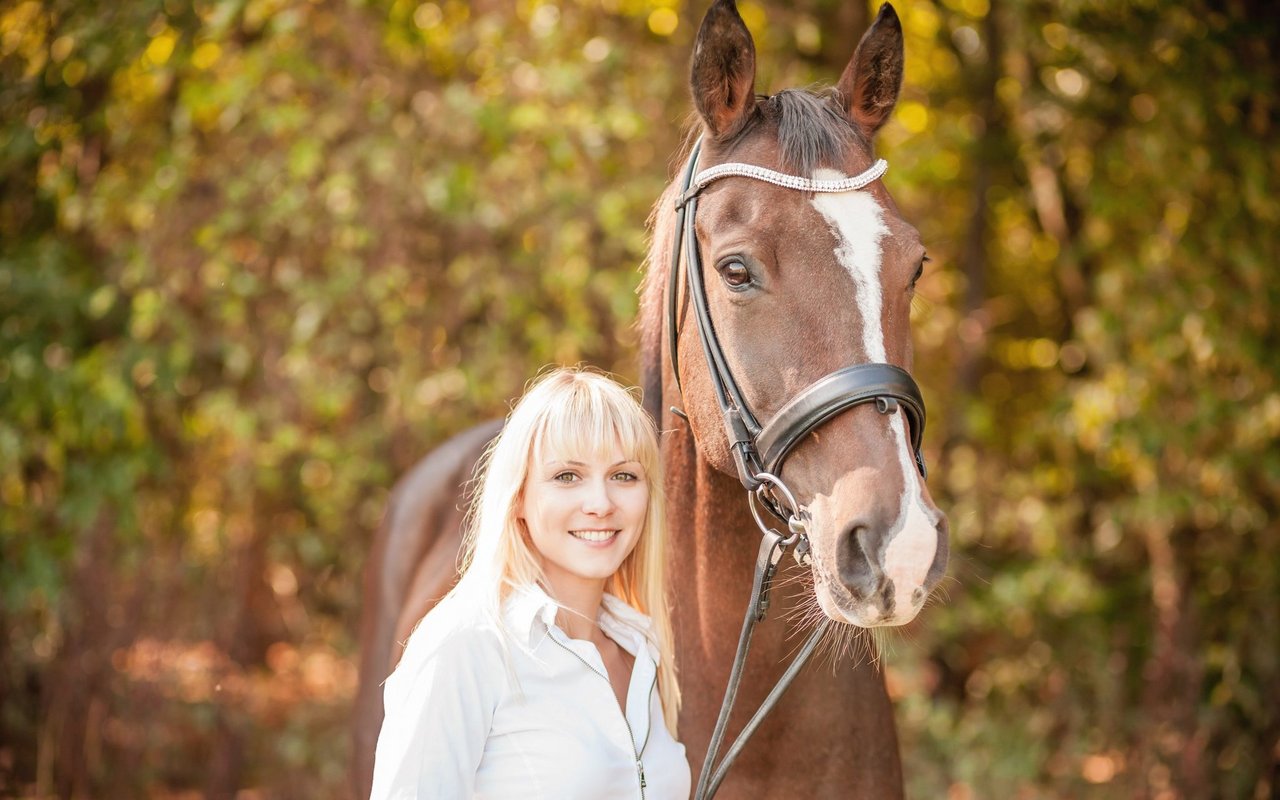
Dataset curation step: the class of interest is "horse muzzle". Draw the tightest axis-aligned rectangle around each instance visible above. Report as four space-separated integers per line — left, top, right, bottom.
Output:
806 468 949 628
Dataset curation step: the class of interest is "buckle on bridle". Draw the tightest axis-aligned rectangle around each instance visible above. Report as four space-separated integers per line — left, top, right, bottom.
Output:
731 443 763 491
674 186 702 210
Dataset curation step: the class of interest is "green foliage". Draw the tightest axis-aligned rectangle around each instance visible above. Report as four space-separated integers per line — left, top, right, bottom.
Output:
884 1 1280 796
1 0 1276 796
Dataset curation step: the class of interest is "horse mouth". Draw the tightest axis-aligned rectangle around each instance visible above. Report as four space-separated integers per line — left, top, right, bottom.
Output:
810 563 927 628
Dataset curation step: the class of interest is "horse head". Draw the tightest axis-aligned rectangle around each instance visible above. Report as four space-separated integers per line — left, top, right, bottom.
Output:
666 0 948 629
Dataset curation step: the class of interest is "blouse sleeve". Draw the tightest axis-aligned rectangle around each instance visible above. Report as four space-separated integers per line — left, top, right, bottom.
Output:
370 624 504 799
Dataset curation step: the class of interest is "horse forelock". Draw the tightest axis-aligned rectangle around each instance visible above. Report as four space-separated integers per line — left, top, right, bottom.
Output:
762 88 870 175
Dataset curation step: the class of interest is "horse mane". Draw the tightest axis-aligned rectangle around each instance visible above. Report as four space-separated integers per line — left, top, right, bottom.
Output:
636 87 866 425
638 172 683 427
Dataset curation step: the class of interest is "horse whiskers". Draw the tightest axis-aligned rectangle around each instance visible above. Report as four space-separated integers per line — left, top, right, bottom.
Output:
815 623 882 672
875 624 896 660
770 570 951 673
778 572 817 616
774 577 886 671
771 572 812 591
777 599 875 673
782 607 840 654
814 623 851 670
923 577 957 608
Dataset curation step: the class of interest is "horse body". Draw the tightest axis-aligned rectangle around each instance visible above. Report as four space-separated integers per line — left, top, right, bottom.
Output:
353 3 946 797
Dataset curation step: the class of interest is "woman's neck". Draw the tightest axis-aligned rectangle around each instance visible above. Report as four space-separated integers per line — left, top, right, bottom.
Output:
545 577 608 644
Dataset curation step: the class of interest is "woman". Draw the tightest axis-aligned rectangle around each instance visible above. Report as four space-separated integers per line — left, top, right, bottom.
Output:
370 368 689 799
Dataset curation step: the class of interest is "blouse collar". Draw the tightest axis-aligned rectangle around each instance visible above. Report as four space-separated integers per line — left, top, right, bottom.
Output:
503 583 661 662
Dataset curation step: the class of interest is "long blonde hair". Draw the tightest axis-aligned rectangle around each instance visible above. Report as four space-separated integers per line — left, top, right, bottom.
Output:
449 367 680 732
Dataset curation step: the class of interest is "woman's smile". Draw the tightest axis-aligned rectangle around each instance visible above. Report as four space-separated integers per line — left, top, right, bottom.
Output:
569 529 621 544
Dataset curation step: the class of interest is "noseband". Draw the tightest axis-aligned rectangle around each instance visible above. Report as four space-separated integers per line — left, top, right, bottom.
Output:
667 139 930 799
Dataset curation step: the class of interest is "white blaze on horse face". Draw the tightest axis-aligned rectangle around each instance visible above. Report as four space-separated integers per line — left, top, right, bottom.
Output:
811 171 939 623
810 170 890 363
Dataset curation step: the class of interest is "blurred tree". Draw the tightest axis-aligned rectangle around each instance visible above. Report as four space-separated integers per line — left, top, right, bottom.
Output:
886 1 1280 797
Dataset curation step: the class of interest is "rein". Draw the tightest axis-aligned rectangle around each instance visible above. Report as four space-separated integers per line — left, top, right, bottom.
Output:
666 139 929 799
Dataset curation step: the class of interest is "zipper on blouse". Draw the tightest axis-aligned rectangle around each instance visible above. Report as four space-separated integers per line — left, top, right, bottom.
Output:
639 674 657 756
548 633 652 800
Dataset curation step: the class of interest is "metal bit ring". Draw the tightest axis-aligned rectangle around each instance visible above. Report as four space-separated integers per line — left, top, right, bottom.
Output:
748 472 802 545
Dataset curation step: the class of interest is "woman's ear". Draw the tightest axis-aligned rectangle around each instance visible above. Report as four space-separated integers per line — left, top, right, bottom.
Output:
512 491 528 532
515 516 532 543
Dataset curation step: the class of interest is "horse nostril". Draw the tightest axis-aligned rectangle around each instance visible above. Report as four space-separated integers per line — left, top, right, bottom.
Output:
837 521 882 602
925 515 951 589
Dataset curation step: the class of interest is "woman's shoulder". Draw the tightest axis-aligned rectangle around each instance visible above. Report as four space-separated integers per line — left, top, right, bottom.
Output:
397 596 508 672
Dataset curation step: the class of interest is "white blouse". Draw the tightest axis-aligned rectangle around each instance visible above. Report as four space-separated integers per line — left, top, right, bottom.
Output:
371 585 690 799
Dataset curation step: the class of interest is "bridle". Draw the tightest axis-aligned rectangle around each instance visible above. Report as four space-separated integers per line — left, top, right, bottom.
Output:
667 139 928 493
666 139 930 799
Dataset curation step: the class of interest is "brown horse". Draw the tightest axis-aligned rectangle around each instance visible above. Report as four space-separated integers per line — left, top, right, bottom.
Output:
352 2 948 797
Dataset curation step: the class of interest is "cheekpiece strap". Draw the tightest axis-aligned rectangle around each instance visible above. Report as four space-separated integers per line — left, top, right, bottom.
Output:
678 158 888 208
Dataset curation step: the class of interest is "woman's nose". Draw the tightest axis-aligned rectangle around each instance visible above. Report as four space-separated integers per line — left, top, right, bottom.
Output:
580 478 615 515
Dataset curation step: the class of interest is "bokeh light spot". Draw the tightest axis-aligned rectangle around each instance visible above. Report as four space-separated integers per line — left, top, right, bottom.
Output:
647 8 678 37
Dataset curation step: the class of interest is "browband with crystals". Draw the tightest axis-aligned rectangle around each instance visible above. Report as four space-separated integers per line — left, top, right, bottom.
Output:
677 158 888 209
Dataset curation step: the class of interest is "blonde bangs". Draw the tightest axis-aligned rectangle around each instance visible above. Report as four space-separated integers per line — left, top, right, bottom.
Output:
528 378 660 484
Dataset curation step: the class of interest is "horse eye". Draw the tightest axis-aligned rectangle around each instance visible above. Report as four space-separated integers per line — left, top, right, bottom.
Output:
911 255 929 287
720 259 752 289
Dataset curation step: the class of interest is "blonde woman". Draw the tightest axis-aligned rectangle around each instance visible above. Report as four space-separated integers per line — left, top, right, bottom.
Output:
371 368 688 799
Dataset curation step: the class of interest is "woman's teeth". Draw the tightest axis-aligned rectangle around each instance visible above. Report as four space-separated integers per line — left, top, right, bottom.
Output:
570 530 618 543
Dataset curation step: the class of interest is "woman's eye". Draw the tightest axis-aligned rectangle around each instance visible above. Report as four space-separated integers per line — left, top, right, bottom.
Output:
612 471 639 482
553 472 579 483
720 260 752 288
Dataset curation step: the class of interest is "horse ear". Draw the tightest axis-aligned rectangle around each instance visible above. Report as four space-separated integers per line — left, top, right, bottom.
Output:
690 0 757 140
836 3 905 136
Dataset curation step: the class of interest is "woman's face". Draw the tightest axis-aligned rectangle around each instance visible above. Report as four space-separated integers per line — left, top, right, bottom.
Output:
519 445 649 597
